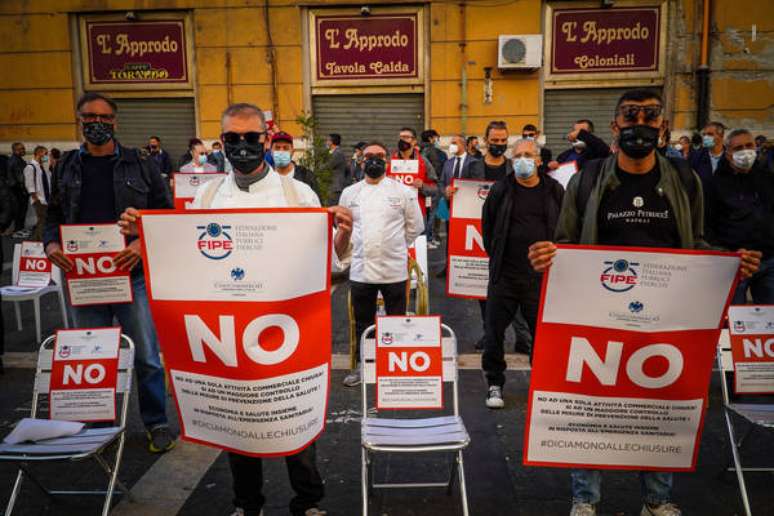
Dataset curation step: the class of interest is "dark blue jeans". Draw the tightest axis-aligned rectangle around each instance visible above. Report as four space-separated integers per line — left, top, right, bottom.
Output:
571 469 673 505
733 256 774 304
70 273 168 429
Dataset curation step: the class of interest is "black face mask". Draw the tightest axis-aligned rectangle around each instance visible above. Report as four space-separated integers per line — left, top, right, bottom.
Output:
618 124 660 160
488 143 507 157
225 140 265 174
83 121 114 146
364 158 386 179
397 140 412 152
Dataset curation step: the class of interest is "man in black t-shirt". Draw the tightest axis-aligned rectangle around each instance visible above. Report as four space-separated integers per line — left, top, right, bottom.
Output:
528 89 761 516
44 92 175 454
481 139 564 408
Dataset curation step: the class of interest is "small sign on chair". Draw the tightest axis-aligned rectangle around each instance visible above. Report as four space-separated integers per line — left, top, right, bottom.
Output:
375 315 443 410
728 305 774 394
18 241 51 288
50 327 121 422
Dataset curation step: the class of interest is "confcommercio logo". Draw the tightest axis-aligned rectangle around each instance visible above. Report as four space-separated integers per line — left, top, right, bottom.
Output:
600 259 639 292
196 222 233 260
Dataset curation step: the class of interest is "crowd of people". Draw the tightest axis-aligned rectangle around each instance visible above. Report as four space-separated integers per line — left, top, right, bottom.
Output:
0 87 772 516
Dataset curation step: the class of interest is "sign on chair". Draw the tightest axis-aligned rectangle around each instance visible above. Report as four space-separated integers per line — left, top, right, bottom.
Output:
18 241 52 288
50 327 121 422
375 315 443 410
728 305 774 394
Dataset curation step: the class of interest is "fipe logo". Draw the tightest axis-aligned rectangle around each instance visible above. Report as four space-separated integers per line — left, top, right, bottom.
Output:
477 184 491 200
734 321 746 333
382 332 394 345
189 176 201 187
600 259 639 293
66 240 79 252
196 223 233 260
58 345 71 358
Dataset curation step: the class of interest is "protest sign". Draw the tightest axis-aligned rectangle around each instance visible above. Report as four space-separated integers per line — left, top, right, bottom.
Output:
447 179 494 299
50 327 121 422
61 224 132 306
139 208 332 457
728 305 774 394
524 245 739 471
375 315 443 409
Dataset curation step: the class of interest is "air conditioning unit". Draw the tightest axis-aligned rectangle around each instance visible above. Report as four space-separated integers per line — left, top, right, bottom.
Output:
497 35 543 70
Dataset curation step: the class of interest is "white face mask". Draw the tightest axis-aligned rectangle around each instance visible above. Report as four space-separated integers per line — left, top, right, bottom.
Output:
674 144 683 152
572 140 587 150
732 149 757 170
448 143 459 156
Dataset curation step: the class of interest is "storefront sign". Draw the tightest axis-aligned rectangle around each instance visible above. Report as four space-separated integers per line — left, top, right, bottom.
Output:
551 7 660 74
728 305 774 394
84 20 188 86
315 14 418 82
139 209 332 457
524 246 739 471
447 179 494 299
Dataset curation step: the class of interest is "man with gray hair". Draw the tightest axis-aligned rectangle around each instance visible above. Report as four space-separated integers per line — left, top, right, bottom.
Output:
705 127 774 304
122 102 352 516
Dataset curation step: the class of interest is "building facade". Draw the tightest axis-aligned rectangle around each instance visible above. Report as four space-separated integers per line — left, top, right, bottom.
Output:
1 0 771 160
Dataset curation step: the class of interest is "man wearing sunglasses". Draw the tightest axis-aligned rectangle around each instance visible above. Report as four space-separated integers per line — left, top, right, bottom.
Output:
43 91 176 454
528 89 761 516
121 102 351 516
548 119 611 173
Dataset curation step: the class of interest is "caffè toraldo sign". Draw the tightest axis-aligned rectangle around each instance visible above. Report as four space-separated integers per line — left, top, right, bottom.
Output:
310 10 424 87
547 4 665 82
80 15 194 90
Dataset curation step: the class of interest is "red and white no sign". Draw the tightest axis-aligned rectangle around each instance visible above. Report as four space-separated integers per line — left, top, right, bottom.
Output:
375 315 443 410
18 240 52 288
446 179 494 299
524 245 740 471
50 327 121 422
728 305 774 394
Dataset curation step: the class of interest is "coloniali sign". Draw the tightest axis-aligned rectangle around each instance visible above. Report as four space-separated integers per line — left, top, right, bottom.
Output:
550 6 661 75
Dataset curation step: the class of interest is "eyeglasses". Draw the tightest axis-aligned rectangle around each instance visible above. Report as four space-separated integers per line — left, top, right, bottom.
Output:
522 133 537 139
618 104 663 122
364 153 386 160
79 112 116 122
221 131 267 146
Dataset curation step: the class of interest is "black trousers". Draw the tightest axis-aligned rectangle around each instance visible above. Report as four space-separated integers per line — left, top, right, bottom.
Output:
351 280 407 358
228 443 324 516
482 274 541 387
13 188 28 231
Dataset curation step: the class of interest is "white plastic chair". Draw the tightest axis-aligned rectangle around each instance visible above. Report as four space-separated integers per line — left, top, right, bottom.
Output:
360 323 470 515
0 333 135 516
717 329 774 516
1 243 69 343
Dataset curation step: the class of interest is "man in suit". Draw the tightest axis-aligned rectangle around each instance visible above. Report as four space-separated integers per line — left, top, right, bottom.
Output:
690 121 726 185
440 133 485 197
327 133 348 206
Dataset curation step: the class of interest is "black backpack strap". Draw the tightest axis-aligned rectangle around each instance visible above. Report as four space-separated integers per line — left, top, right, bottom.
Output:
575 158 605 219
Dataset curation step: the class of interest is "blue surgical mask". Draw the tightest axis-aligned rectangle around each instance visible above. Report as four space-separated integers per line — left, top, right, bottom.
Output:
702 135 715 148
513 157 536 179
198 154 208 165
272 150 292 168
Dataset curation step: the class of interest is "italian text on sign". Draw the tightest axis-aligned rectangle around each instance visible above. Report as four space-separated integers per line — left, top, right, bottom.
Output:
524 246 739 471
139 209 333 457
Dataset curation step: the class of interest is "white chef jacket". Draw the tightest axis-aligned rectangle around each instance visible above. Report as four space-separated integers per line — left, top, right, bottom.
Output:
339 176 424 284
190 168 349 270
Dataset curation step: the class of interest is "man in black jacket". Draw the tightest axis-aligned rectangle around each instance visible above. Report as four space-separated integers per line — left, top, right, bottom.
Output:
44 92 175 454
705 128 774 304
147 136 173 179
327 133 348 205
481 138 564 408
8 142 29 236
548 119 611 172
